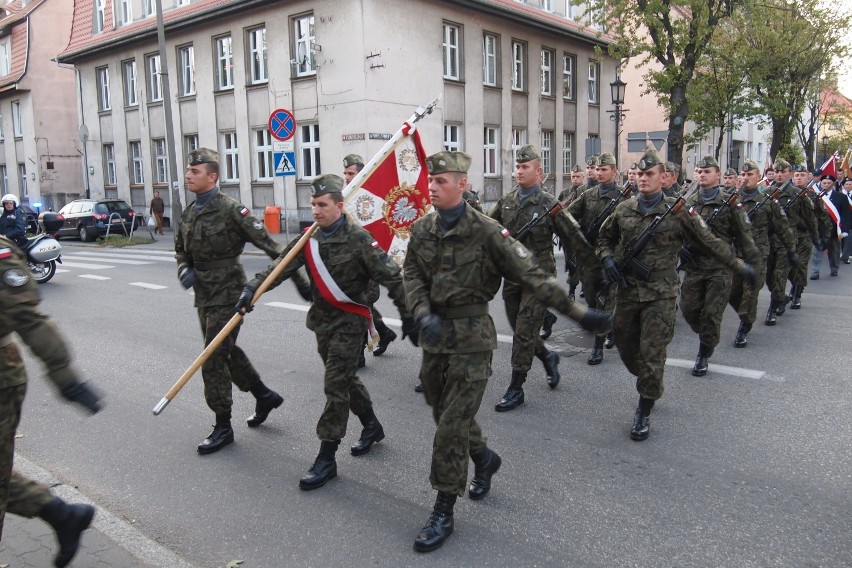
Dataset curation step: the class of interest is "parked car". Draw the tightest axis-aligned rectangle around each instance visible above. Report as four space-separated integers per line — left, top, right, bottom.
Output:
55 199 138 242
19 204 39 234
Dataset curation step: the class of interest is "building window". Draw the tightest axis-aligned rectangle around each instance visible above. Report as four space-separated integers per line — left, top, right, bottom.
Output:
512 128 527 164
294 15 316 77
184 134 199 157
565 0 576 19
0 111 4 140
562 131 574 173
220 132 239 182
152 138 168 184
11 101 21 138
247 27 268 84
178 45 195 96
176 0 189 5
444 124 462 152
0 42 10 76
94 0 105 32
130 141 143 184
117 0 132 25
511 41 526 91
483 33 498 87
146 54 162 102
143 0 153 17
484 126 500 176
215 36 234 90
96 66 111 111
18 163 26 196
300 123 320 179
541 49 554 96
588 61 599 103
103 144 116 185
542 0 554 11
252 129 274 181
0 166 7 193
122 59 137 106
541 130 553 175
442 22 461 81
563 54 575 99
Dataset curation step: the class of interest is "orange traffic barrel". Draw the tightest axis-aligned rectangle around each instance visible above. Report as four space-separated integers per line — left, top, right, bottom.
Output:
263 205 281 233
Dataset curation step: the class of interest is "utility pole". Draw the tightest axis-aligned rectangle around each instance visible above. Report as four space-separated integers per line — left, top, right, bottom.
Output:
155 0 182 229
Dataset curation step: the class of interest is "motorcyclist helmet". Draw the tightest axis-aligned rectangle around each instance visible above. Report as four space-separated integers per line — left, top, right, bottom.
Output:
2 194 18 207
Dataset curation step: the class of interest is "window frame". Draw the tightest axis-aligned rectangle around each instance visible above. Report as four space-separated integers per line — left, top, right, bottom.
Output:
220 131 239 183
152 138 168 185
0 41 10 76
540 48 554 97
511 128 527 165
299 123 321 180
122 59 137 106
143 0 154 18
214 35 234 90
0 165 7 194
562 53 575 100
483 32 498 87
11 100 21 138
178 44 195 97
17 163 27 196
442 22 462 81
293 14 316 77
562 131 574 174
184 134 199 158
146 53 163 102
483 126 500 177
117 0 132 25
130 141 144 185
247 26 268 84
541 130 553 175
96 66 111 111
94 0 105 32
103 144 117 186
588 60 599 104
443 124 462 152
253 128 274 181
511 40 527 92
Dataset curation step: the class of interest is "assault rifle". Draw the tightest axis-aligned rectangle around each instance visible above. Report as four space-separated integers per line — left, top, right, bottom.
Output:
677 190 740 271
596 191 691 308
513 194 574 242
582 183 635 245
781 179 818 214
747 186 782 221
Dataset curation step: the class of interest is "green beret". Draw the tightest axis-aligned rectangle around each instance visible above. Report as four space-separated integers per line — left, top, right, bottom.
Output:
696 156 719 169
425 151 471 175
187 148 219 166
586 155 600 167
343 154 364 168
516 145 540 163
570 164 583 173
638 149 664 171
664 161 681 174
773 158 791 170
741 159 760 172
310 174 344 197
724 168 738 176
598 152 617 166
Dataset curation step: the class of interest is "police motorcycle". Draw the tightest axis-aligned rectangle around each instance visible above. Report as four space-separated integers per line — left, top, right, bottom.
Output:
24 212 63 283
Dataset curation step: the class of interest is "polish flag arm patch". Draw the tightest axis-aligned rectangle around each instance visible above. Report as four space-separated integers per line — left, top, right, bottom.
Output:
239 207 250 216
0 248 11 259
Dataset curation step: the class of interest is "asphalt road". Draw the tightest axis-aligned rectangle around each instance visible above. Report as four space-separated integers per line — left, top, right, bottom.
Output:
12 240 852 567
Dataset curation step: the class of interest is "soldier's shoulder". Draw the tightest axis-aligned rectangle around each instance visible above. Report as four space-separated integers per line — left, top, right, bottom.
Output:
411 211 437 233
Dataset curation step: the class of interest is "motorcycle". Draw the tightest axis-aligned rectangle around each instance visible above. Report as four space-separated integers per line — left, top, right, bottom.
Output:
26 212 64 284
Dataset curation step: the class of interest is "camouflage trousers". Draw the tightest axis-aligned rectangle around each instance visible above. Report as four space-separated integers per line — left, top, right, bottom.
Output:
315 331 372 442
729 256 768 328
766 245 790 303
613 297 677 401
502 280 546 372
582 271 615 339
197 305 262 416
788 237 812 289
419 351 491 496
680 268 733 349
565 253 580 288
0 382 25 540
365 280 386 331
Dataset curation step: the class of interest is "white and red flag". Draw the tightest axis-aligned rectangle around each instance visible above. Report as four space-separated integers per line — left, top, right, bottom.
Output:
344 129 431 267
818 154 843 237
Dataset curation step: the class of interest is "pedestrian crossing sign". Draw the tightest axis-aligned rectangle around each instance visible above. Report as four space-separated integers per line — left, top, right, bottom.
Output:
274 152 296 177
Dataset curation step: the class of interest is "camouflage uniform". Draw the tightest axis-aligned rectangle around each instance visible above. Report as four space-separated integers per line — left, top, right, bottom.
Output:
557 183 584 291
785 178 819 295
766 177 802 306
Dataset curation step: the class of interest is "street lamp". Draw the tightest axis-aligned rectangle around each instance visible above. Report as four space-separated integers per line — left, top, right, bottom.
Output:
607 77 628 169
821 135 829 165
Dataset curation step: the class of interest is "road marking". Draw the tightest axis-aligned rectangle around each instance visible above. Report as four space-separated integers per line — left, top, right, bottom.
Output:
129 282 167 290
62 254 153 265
55 269 69 274
78 274 111 280
666 358 770 380
265 301 309 313
86 251 176 262
58 261 115 269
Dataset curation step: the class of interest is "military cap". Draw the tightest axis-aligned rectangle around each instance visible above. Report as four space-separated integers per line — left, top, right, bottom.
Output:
637 148 664 171
629 162 639 170
811 168 823 176
516 145 540 163
664 161 681 174
773 158 791 170
741 159 760 172
586 155 600 167
598 152 617 166
696 156 720 169
187 147 219 166
570 164 583 173
425 151 471 175
791 164 807 173
310 174 344 197
343 154 364 168
821 172 837 181
724 168 738 176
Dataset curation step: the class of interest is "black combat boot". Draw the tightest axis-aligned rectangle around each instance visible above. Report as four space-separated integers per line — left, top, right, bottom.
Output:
535 347 561 388
357 349 366 369
373 323 397 356
246 387 284 427
540 310 558 340
764 301 778 326
299 440 339 490
568 284 577 301
630 397 654 441
468 448 502 500
604 331 615 349
776 294 788 316
37 497 96 568
588 335 605 365
351 407 385 456
197 412 234 455
790 286 802 309
692 343 713 376
414 382 424 393
734 321 751 348
413 491 457 553
495 370 526 412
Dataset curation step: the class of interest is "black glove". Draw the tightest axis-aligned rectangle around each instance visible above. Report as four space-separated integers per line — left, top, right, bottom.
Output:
418 313 443 344
796 222 807 232
401 316 419 347
787 250 799 267
679 247 695 269
602 256 627 288
60 381 102 415
235 285 255 314
296 282 313 302
177 265 196 289
740 263 757 288
578 308 613 334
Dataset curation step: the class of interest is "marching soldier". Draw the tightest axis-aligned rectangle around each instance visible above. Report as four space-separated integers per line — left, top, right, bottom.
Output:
786 165 820 309
723 168 739 194
0 235 102 567
809 178 832 280
175 148 292 454
597 149 756 441
567 152 628 364
488 145 602 411
239 174 416 490
728 160 797 347
662 162 682 197
679 156 759 375
462 186 483 212
626 162 639 188
581 155 600 192
404 150 610 552
764 159 803 324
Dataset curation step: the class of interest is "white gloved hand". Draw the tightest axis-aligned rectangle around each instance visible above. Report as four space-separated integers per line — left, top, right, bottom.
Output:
843 232 849 238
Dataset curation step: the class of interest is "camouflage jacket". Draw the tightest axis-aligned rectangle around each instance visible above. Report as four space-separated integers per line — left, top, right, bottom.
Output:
568 182 628 241
250 216 408 335
0 236 78 390
777 181 819 241
684 188 760 270
596 195 745 302
404 204 586 354
557 185 583 204
175 190 282 308
811 191 832 239
738 190 796 258
487 184 594 275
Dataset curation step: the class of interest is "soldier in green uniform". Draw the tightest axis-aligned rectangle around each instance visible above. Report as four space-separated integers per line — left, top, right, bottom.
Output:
626 162 639 189
558 164 586 299
462 187 483 212
488 145 602 411
728 160 797 347
0 235 102 567
679 156 759 375
723 168 739 195
404 151 611 552
786 165 820 309
240 174 416 490
175 148 290 455
597 149 756 441
568 152 627 364
662 162 682 197
764 159 804 324
342 154 398 365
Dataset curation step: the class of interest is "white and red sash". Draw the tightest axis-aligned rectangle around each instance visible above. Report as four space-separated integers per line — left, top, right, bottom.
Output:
303 236 378 349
